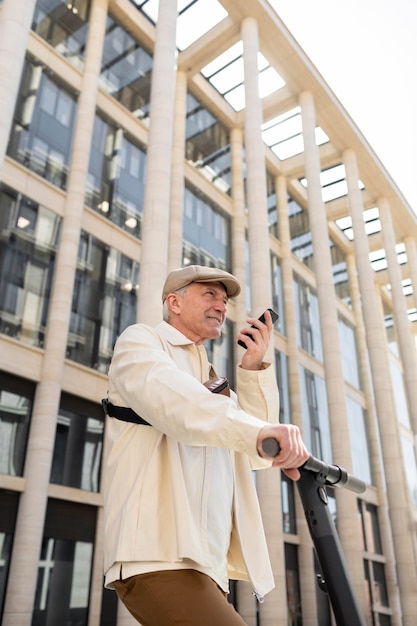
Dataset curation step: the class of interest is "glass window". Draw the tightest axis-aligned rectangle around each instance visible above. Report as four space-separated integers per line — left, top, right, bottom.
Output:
284 543 302 625
293 276 323 362
67 232 138 372
271 254 285 335
281 474 296 534
182 187 231 271
275 350 290 424
383 301 398 356
0 490 19 615
359 502 383 554
338 316 361 389
0 186 60 347
185 93 231 195
299 367 332 462
8 57 76 190
0 374 34 477
346 397 372 485
32 0 90 70
359 501 392 623
288 196 313 270
330 240 351 306
267 170 278 238
32 499 96 625
99 15 153 119
85 114 146 237
50 394 104 492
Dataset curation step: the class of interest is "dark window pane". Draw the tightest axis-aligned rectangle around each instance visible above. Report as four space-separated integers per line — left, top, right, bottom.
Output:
293 275 323 361
271 254 285 335
8 57 76 190
275 350 290 425
0 491 19 615
50 394 104 492
85 115 146 237
288 195 313 270
0 185 60 346
185 93 231 195
330 240 351 306
267 170 278 238
99 16 153 119
183 187 231 270
284 543 302 626
32 499 96 626
0 373 34 476
67 232 138 371
32 0 90 69
372 562 389 606
281 473 296 534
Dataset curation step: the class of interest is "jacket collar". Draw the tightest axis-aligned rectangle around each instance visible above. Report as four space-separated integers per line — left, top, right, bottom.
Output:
156 320 195 346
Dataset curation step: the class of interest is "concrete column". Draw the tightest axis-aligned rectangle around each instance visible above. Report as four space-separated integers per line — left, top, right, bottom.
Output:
378 198 417 433
0 0 36 174
230 127 250 349
2 2 109 624
300 91 366 610
277 175 318 626
344 148 417 625
241 17 272 317
137 0 178 322
346 252 402 626
241 18 284 626
167 69 187 271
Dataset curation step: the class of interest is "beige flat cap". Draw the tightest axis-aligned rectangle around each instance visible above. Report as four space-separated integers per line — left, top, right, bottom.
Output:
162 265 241 302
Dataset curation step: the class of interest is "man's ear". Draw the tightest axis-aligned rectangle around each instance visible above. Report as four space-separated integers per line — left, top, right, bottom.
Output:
165 293 182 315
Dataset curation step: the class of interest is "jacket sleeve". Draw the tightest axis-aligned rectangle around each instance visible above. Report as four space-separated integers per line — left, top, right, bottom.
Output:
235 363 279 426
107 324 276 460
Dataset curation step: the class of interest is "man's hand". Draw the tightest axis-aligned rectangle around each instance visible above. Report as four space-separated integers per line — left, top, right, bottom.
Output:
238 310 274 371
257 423 309 480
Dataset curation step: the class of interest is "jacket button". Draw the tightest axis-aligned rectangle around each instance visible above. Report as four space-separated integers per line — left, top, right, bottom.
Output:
237 440 247 452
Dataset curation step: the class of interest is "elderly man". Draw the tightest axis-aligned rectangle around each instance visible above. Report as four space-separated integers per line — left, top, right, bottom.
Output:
103 265 308 626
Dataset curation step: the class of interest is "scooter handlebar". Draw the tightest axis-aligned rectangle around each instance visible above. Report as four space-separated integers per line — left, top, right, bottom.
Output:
261 437 366 494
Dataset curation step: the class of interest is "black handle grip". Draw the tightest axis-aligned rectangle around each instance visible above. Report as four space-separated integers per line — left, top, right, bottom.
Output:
261 437 280 458
261 437 366 494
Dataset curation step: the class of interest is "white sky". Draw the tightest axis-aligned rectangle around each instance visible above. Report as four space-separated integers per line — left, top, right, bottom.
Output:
269 0 417 213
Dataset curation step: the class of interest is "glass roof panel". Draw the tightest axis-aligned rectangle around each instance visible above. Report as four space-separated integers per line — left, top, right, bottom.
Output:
176 0 228 50
201 41 243 76
201 43 285 112
271 135 304 160
262 107 328 160
259 66 285 98
301 164 364 202
224 84 246 111
133 0 228 50
207 57 244 93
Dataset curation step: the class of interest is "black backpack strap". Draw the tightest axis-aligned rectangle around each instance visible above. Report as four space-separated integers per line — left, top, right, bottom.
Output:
102 398 151 426
102 376 229 426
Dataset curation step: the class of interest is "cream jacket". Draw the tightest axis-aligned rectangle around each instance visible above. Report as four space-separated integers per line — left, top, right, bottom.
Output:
103 321 280 600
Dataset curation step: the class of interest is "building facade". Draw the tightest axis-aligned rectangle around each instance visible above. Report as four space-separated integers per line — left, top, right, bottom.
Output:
0 1 417 625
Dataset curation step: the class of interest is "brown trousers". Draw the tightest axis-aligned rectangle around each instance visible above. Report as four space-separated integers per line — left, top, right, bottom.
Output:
112 569 248 626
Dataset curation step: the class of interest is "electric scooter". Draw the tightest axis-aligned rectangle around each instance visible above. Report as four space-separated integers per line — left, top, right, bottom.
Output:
262 438 367 626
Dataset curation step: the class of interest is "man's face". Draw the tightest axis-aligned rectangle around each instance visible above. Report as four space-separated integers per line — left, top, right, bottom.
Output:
169 282 228 345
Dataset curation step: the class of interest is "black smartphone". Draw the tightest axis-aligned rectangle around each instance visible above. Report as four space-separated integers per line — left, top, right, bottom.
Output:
237 308 279 348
